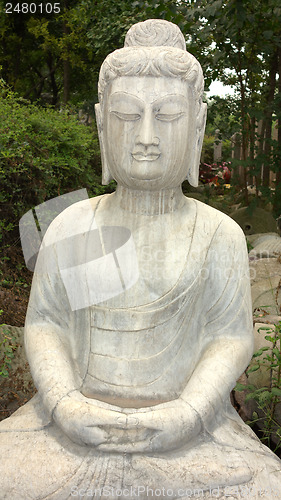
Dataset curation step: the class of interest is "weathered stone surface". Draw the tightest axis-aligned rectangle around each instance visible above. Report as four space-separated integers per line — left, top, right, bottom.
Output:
0 19 280 500
249 233 281 259
249 257 281 314
247 232 280 249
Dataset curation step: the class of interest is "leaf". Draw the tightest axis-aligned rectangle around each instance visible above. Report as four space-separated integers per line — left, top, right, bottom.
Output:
235 382 246 391
271 388 281 397
263 30 274 39
272 348 281 360
247 364 260 373
265 336 277 343
253 347 270 357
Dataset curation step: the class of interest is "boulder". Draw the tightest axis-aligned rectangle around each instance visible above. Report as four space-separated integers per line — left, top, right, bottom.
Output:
249 257 281 315
230 207 278 235
249 233 281 259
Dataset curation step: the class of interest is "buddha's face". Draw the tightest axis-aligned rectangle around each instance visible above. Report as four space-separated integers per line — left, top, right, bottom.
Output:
102 76 197 190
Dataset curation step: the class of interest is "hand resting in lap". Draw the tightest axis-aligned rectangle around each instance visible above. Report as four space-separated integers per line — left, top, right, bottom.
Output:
53 391 201 453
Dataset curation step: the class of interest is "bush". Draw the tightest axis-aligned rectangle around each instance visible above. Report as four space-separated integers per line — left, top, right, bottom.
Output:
0 81 111 247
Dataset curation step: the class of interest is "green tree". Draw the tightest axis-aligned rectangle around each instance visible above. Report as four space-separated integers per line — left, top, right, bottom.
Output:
0 0 94 105
181 0 281 210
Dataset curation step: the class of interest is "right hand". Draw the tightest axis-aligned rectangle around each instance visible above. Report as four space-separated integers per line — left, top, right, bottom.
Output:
52 390 127 447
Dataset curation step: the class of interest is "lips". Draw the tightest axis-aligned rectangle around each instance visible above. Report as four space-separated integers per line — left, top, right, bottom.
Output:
132 152 160 162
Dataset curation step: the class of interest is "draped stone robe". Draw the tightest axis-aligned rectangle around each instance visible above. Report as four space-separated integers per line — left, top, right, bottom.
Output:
0 196 280 500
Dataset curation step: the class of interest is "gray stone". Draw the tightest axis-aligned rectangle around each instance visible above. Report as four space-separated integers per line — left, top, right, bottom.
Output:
249 233 281 259
247 232 280 248
229 207 278 235
213 129 222 162
249 257 281 315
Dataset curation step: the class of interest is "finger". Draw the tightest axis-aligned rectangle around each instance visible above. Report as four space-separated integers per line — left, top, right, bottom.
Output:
80 426 109 446
86 407 126 426
126 412 164 431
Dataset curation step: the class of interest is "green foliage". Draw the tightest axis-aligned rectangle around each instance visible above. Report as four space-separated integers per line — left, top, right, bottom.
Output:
201 135 215 164
0 81 108 246
235 322 281 453
184 0 281 205
201 134 232 165
205 95 240 141
0 0 93 104
0 0 154 105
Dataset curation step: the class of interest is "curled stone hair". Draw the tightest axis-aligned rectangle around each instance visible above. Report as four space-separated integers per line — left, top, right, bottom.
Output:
98 19 204 108
124 19 186 50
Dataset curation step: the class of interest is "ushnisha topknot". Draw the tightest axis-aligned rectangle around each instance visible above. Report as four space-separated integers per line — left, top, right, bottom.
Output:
124 19 186 50
98 19 204 108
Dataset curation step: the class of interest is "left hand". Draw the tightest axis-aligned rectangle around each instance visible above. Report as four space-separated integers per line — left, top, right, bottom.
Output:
97 398 202 454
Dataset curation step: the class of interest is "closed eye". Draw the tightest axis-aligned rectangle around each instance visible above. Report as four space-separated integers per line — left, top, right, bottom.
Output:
110 111 141 121
156 112 185 122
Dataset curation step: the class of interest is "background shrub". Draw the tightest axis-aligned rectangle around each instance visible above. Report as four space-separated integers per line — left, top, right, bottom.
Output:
0 81 113 247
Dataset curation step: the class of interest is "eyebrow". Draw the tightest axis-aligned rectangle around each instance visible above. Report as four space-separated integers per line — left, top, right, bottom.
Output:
152 94 188 107
109 92 188 107
109 92 143 107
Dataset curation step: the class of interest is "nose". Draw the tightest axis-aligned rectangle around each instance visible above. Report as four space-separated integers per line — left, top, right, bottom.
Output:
136 110 160 147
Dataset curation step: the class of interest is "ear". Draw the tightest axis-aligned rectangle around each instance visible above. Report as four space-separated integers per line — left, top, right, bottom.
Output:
186 102 207 188
95 103 113 185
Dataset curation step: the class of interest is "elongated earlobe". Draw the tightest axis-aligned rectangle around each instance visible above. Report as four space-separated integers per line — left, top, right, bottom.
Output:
186 103 207 187
95 103 113 185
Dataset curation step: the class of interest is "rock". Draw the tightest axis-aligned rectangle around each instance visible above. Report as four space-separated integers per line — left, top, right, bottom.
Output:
247 232 281 249
249 233 281 259
229 207 278 235
249 257 281 315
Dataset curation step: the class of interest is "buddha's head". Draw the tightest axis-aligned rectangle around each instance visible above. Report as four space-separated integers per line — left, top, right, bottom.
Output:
95 19 207 191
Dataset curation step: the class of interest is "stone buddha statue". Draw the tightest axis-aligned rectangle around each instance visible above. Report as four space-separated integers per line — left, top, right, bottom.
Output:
1 19 280 500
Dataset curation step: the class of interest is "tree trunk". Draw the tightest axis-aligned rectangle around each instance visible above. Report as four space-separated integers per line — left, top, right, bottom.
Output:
47 53 59 106
239 78 249 204
249 115 256 188
63 0 70 104
255 119 266 196
263 52 278 187
273 47 281 216
63 58 70 104
237 44 249 204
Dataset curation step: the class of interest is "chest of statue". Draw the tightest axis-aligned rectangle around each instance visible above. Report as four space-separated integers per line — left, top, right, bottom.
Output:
80 203 204 407
90 195 197 307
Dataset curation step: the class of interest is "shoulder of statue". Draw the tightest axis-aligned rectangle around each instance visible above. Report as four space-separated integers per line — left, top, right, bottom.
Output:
42 194 107 246
194 199 245 240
